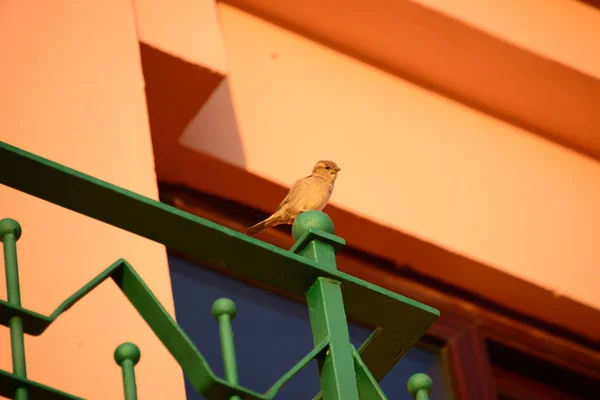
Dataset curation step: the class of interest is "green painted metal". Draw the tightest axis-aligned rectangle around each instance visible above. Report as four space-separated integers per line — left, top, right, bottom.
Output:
1 218 29 400
294 214 361 398
0 221 78 400
407 373 433 400
212 299 241 400
0 140 441 399
264 338 329 396
0 256 330 399
114 343 141 400
307 277 360 399
352 347 389 400
0 370 83 400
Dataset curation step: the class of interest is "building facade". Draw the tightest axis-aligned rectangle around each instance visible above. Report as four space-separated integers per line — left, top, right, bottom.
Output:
1 0 599 399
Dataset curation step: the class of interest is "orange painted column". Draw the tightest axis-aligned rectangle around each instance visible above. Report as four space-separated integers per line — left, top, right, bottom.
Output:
0 1 185 399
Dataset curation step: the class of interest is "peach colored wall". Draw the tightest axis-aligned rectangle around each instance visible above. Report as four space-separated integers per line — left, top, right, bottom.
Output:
182 4 600 313
134 0 227 74
414 0 600 79
0 1 185 399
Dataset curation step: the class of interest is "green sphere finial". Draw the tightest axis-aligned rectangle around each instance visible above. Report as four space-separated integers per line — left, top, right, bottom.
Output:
212 298 237 320
0 218 22 241
114 342 141 366
407 373 433 398
292 211 335 241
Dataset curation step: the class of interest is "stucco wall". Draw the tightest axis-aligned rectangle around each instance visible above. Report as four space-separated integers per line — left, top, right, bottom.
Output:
0 1 186 399
183 4 600 313
415 0 600 78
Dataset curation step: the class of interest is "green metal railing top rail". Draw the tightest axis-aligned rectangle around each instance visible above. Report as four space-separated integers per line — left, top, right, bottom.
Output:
0 141 439 399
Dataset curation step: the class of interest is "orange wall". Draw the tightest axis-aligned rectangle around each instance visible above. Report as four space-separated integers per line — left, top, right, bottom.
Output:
134 0 227 73
414 0 600 79
182 4 600 314
0 1 185 399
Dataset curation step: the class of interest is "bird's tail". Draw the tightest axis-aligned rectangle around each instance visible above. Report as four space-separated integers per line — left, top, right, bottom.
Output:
245 215 280 236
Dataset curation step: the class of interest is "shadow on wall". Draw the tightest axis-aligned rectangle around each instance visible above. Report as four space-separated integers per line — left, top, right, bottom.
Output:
139 42 247 169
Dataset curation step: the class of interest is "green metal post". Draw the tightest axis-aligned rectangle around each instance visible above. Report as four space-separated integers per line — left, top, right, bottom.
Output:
407 373 433 400
0 218 28 400
307 278 360 400
291 211 360 400
212 298 241 400
114 342 141 400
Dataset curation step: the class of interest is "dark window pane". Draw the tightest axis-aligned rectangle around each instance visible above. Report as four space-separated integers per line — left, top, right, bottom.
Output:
169 255 450 399
490 341 599 400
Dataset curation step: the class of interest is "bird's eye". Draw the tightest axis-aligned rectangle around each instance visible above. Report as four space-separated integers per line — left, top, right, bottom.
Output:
325 166 330 170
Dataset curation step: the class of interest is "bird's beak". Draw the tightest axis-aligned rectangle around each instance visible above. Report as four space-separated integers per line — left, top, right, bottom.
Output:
335 166 341 172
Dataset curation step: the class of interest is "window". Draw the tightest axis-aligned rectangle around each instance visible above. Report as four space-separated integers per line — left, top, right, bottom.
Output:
169 255 452 399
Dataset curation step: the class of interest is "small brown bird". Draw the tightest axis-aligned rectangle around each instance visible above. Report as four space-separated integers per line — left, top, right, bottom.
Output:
245 160 341 236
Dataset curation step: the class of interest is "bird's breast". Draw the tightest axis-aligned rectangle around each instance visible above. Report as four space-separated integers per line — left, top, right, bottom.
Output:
307 182 333 210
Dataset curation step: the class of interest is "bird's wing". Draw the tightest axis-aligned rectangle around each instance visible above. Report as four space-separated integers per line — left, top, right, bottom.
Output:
275 175 313 211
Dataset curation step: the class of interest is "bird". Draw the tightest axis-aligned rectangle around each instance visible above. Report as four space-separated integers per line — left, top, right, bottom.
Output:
245 160 341 236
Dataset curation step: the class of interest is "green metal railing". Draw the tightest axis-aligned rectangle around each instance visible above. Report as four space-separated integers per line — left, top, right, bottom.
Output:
0 141 439 399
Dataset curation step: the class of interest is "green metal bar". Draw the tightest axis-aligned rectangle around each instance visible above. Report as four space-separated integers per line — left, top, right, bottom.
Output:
0 218 28 400
351 347 388 399
2 222 23 307
265 338 329 396
9 317 26 376
212 299 241 400
217 314 239 384
120 360 137 400
306 277 359 400
114 343 141 400
293 212 363 400
13 386 28 400
0 370 83 400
